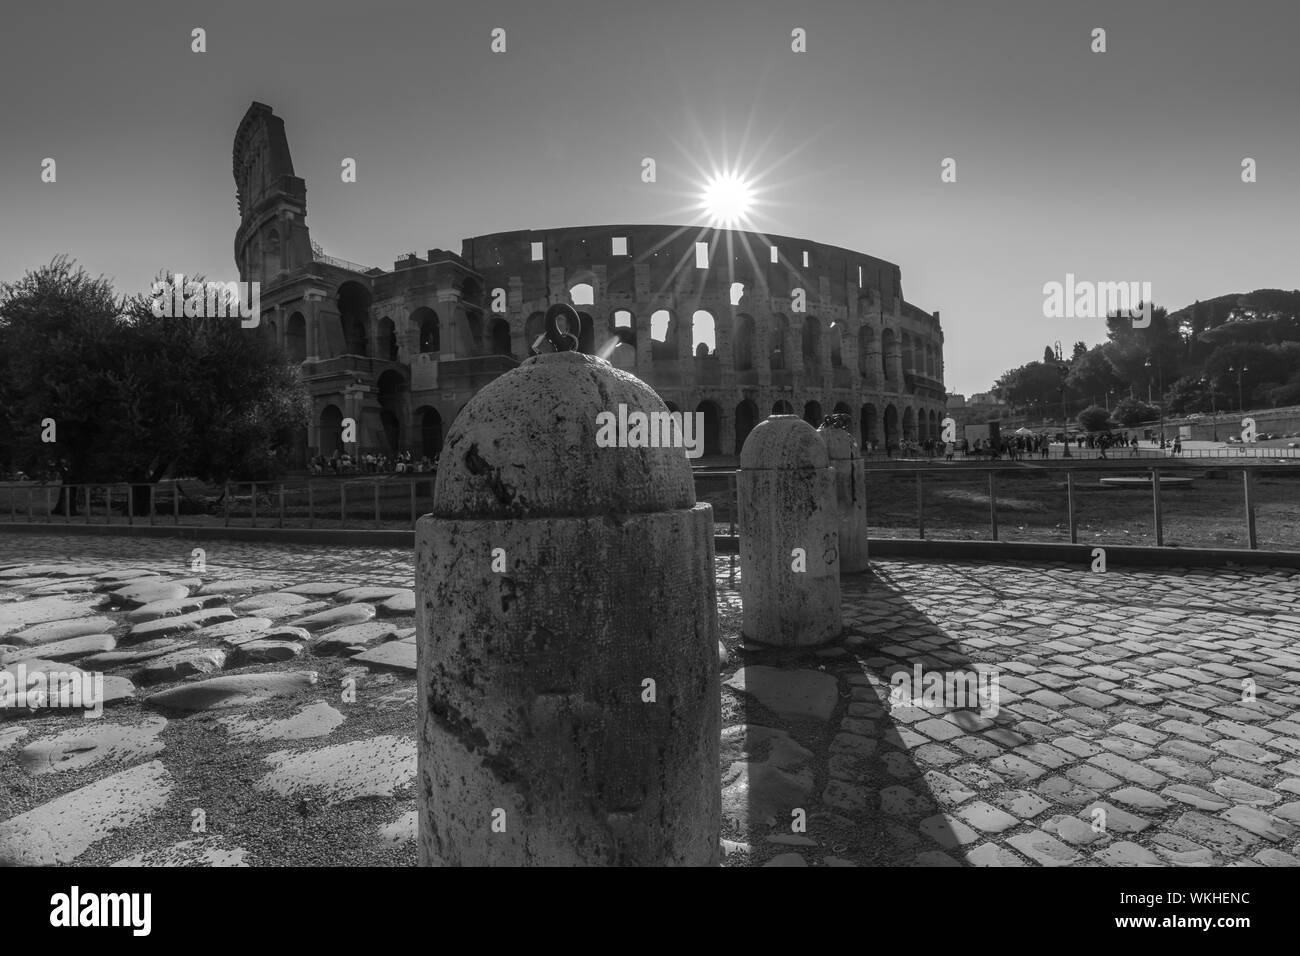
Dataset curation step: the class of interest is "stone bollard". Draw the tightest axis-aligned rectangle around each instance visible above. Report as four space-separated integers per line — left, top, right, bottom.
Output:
816 419 869 574
416 307 721 866
737 415 842 646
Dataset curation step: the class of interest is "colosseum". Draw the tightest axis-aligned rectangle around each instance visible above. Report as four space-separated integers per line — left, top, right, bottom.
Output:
233 102 947 466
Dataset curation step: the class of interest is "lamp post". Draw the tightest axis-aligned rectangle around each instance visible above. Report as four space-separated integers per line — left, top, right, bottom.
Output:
1055 341 1071 458
1228 364 1249 412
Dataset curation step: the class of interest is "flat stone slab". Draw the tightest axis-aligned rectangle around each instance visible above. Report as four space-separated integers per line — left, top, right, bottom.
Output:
112 837 248 867
351 640 416 673
221 701 346 743
29 579 101 595
109 581 191 609
199 579 282 595
0 597 99 637
197 617 274 645
0 760 173 865
127 595 227 623
377 810 417 848
0 659 131 713
18 716 167 775
80 638 194 669
310 622 398 657
280 582 358 598
145 671 318 712
94 569 160 585
0 564 105 580
233 592 309 613
6 633 114 664
124 607 237 644
291 604 377 632
232 640 302 664
0 727 29 752
377 590 416 616
724 666 840 722
9 616 117 647
720 724 816 829
136 647 228 685
259 600 328 621
255 735 416 804
336 586 408 604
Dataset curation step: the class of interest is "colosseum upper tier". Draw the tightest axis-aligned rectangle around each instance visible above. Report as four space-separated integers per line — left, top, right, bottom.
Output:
233 102 946 465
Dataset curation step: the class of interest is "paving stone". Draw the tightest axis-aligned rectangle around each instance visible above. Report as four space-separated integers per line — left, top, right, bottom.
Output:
108 581 190 609
1093 841 1163 866
950 736 1001 759
919 813 980 849
376 811 418 850
989 753 1047 784
1038 775 1100 806
1088 753 1166 788
723 666 839 722
136 647 228 685
126 595 228 623
259 600 330 621
290 603 378 634
763 853 807 867
5 633 114 663
720 724 816 829
199 579 282 595
111 836 249 867
0 761 173 865
256 735 416 804
220 701 346 743
822 780 869 814
950 763 1005 791
1169 811 1261 854
350 640 416 673
1219 807 1295 843
913 850 962 866
1006 830 1080 866
1150 832 1216 866
231 640 302 664
958 801 1020 834
1254 848 1300 866
0 596 100 637
280 581 358 598
337 586 408 604
922 770 976 807
18 717 167 775
1045 815 1107 846
0 727 29 752
1162 784 1231 812
997 789 1051 819
7 616 117 647
311 622 400 657
145 670 318 712
80 639 194 669
880 785 934 817
829 733 876 757
1209 776 1281 807
966 842 1027 866
233 592 310 613
124 607 237 644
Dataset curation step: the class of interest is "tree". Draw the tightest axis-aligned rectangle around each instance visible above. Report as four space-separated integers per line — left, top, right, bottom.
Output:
1113 398 1161 427
1077 405 1112 432
1043 346 1055 364
0 259 311 514
1072 340 1087 360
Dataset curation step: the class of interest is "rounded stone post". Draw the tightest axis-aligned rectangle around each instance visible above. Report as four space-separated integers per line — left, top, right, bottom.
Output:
737 415 842 646
417 311 721 866
817 421 869 574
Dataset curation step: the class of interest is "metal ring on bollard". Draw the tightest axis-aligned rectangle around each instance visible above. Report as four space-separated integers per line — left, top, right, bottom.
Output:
544 303 581 353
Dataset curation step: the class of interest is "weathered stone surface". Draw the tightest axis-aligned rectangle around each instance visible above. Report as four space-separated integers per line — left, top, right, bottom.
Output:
256 735 416 804
220 701 346 743
5 633 114 663
126 595 227 623
720 724 816 828
724 666 839 722
0 564 104 580
136 647 228 685
763 852 808 867
291 603 376 632
198 617 275 646
29 579 101 595
280 582 357 598
18 717 167 775
199 579 282 595
0 727 29 752
94 569 160 585
80 639 194 669
258 600 329 621
233 592 309 613
0 597 99 636
351 640 416 673
145 671 317 711
123 607 237 644
310 621 397 656
109 581 190 608
112 837 248 867
817 424 869 573
8 616 117 646
737 416 841 646
231 640 302 664
337 586 408 604
377 589 416 616
0 761 173 865
377 810 418 848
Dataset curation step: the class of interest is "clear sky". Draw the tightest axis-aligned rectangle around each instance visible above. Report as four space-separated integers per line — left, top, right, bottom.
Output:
1 0 1295 395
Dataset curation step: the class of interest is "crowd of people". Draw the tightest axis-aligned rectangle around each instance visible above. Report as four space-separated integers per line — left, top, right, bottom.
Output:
309 450 437 476
863 431 1171 460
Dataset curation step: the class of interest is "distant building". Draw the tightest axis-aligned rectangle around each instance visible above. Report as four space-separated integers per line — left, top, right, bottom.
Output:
233 103 947 464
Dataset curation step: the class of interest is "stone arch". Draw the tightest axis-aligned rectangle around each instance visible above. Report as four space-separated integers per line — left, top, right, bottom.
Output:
319 404 344 456
378 317 398 361
691 309 716 357
858 326 875 380
287 311 307 362
803 400 823 427
901 333 915 374
882 328 899 384
697 401 721 456
489 316 511 357
735 399 759 454
801 317 822 369
377 370 405 453
338 281 372 357
417 406 443 458
861 403 879 447
734 314 756 371
829 323 844 368
884 404 899 447
577 311 595 354
902 406 917 441
730 282 745 306
929 408 939 439
769 314 790 370
569 282 595 306
413 307 440 354
650 309 678 361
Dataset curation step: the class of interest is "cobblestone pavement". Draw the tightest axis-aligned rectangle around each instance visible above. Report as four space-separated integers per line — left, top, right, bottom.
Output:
1 533 1298 866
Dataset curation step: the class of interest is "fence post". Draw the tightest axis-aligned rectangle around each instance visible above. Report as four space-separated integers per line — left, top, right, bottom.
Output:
1066 470 1077 544
307 480 314 529
279 484 285 528
989 471 999 541
916 472 925 539
1243 468 1258 549
1151 467 1163 547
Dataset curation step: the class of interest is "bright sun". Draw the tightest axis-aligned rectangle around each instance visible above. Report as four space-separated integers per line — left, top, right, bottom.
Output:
700 171 754 227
